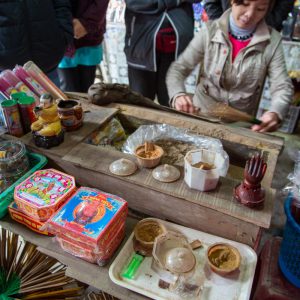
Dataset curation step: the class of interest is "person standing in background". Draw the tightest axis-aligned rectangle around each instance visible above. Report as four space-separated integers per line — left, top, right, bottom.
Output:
167 0 293 132
58 0 109 93
0 0 73 87
204 0 294 31
124 0 202 107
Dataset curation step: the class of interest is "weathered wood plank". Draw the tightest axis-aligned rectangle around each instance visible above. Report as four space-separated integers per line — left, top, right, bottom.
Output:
20 104 117 157
109 104 283 187
62 143 274 230
39 155 260 247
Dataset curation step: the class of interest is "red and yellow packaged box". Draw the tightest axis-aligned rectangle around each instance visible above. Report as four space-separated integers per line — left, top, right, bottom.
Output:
47 187 128 265
8 202 53 236
56 224 125 265
14 169 76 221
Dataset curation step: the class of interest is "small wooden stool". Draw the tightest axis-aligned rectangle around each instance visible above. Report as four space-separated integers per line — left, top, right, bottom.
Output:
252 237 300 300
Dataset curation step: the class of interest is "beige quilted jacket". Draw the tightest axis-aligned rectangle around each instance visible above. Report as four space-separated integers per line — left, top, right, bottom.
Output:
166 9 293 119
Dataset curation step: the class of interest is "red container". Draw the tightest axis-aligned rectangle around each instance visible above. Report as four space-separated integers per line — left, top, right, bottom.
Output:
1 99 24 137
252 237 300 300
18 96 37 133
47 187 128 265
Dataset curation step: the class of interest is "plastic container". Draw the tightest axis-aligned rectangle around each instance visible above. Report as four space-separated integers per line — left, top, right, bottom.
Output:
18 96 37 133
279 194 300 288
23 61 68 100
184 149 228 191
0 152 47 219
1 70 38 101
13 65 47 97
0 140 29 192
47 187 128 266
14 169 76 221
0 76 18 97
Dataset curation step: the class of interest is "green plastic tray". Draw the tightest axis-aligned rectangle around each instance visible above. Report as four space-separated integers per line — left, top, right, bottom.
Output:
0 152 47 219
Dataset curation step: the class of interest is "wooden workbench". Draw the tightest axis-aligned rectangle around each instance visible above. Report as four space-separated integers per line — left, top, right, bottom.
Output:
1 99 285 299
18 101 282 247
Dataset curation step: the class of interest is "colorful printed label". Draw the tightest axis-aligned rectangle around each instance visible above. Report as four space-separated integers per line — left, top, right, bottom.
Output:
26 77 47 96
50 187 127 240
15 169 75 207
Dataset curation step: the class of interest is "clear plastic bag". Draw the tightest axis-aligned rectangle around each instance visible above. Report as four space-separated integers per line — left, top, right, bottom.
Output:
86 117 127 150
122 124 229 173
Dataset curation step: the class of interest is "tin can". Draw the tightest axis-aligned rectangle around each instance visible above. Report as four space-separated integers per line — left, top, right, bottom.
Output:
17 96 37 133
1 100 23 137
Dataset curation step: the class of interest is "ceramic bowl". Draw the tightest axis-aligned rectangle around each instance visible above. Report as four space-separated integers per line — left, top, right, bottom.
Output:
134 144 164 168
134 218 166 256
207 243 241 276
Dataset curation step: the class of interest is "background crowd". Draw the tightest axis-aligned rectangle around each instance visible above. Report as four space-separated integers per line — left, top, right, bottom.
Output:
0 0 297 132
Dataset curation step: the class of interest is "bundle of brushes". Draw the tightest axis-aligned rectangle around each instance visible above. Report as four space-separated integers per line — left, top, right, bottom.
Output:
85 291 119 300
205 102 262 125
0 228 83 299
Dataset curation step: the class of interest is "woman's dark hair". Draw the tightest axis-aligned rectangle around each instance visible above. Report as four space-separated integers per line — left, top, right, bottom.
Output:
230 0 274 11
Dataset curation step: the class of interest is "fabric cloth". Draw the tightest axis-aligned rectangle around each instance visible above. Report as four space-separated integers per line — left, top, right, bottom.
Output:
204 0 294 32
59 46 103 68
124 0 201 72
58 65 96 92
166 9 293 120
156 27 176 53
70 0 109 49
0 0 73 73
229 14 255 39
46 69 60 88
128 52 175 107
229 35 251 61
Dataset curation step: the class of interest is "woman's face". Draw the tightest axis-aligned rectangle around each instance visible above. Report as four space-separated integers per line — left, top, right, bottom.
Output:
231 0 269 29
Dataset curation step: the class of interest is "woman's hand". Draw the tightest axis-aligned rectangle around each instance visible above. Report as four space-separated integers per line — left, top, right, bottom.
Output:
173 94 200 114
251 112 281 132
73 19 87 39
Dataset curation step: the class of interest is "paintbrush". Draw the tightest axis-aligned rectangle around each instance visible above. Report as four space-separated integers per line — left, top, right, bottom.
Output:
203 102 262 124
0 228 83 299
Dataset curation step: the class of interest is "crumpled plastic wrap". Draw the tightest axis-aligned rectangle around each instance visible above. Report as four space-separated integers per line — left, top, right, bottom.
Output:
122 124 229 175
282 150 300 195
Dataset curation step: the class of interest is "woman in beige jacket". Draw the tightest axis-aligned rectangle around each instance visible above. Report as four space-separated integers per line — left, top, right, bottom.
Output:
166 0 293 132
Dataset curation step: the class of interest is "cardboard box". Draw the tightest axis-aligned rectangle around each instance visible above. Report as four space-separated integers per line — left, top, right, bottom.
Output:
14 169 76 221
8 201 53 236
48 187 128 265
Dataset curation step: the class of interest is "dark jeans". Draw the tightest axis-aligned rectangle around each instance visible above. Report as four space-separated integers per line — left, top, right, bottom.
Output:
128 52 175 107
58 65 96 93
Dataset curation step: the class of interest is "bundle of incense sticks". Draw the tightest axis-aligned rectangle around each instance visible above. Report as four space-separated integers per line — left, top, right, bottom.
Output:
205 102 262 124
0 228 83 299
86 291 119 300
23 61 68 100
